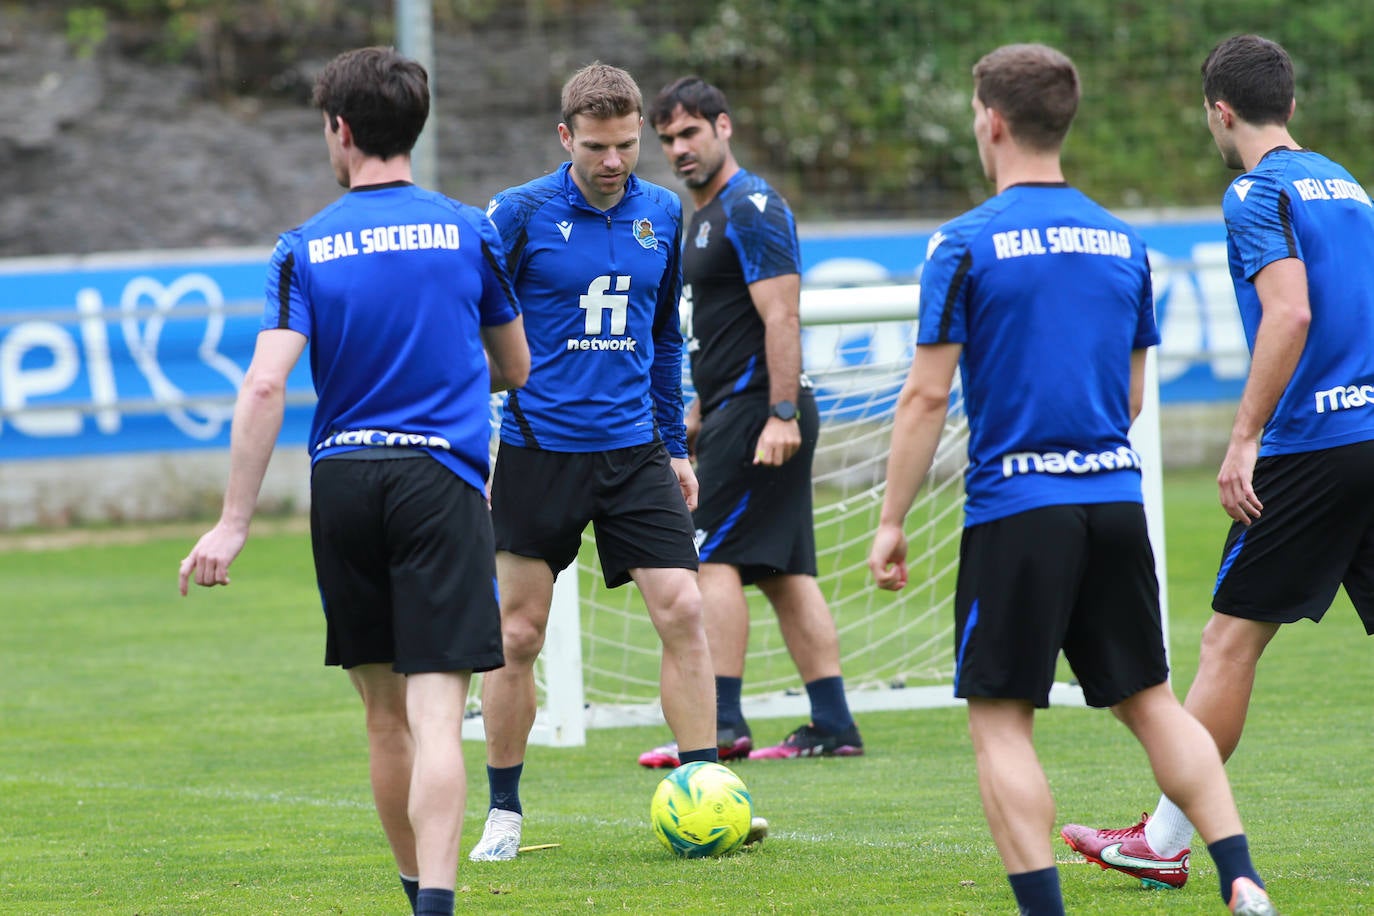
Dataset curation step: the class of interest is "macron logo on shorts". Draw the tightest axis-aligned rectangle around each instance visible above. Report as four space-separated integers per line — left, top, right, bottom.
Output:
316 429 453 452
1000 446 1141 478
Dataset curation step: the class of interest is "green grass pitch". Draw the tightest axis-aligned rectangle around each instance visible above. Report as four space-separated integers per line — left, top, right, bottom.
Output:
2 468 1371 913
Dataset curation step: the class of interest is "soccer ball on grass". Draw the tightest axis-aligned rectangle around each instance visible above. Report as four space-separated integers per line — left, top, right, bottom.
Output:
650 761 753 858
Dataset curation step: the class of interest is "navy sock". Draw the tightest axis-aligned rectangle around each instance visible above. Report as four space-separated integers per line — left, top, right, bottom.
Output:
487 762 523 816
398 873 417 911
1207 833 1263 903
678 746 719 765
715 676 744 729
1007 866 1064 916
804 676 854 736
415 887 455 916
399 874 419 913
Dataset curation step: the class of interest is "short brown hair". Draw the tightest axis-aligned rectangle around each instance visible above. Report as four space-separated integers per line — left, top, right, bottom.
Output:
1202 35 1294 127
561 62 643 130
312 46 428 160
972 43 1079 152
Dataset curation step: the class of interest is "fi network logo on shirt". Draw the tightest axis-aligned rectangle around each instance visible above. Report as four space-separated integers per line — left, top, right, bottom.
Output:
565 275 639 353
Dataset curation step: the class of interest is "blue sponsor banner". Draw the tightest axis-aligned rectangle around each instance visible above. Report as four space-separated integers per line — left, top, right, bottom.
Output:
0 249 314 459
0 216 1240 459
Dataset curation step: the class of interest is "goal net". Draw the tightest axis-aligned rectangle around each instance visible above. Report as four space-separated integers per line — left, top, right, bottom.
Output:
468 283 968 744
468 282 1157 745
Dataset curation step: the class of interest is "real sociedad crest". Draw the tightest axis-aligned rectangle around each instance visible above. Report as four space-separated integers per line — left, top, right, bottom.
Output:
633 218 658 250
695 220 711 249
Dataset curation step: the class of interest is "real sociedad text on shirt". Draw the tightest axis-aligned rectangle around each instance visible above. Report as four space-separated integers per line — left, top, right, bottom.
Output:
991 226 1132 260
1290 177 1372 205
307 222 462 264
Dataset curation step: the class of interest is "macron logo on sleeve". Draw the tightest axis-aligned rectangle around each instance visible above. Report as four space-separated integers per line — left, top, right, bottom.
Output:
1232 179 1255 202
926 231 947 259
748 193 769 213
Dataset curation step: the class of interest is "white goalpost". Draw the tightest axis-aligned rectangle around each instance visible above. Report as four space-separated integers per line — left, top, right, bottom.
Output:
466 282 1167 746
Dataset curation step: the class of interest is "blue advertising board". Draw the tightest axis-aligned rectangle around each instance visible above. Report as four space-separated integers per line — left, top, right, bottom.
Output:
0 249 313 459
0 215 1242 459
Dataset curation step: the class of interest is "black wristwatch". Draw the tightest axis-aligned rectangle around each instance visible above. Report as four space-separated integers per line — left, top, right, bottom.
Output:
770 400 798 421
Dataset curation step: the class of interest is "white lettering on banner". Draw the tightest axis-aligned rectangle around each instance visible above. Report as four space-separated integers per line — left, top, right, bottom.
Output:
1151 242 1249 386
0 274 246 442
76 288 121 434
0 322 82 436
120 274 244 441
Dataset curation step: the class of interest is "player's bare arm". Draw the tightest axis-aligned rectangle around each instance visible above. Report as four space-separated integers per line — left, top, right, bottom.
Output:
684 398 702 458
178 329 306 595
670 456 699 511
868 343 961 591
1219 257 1310 525
749 272 803 466
1128 348 1149 423
483 314 530 392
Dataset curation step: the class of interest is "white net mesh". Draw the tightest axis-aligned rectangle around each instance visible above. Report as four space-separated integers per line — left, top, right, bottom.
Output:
474 294 974 735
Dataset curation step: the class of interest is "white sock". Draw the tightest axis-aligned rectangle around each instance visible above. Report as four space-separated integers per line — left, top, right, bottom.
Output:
1144 794 1195 858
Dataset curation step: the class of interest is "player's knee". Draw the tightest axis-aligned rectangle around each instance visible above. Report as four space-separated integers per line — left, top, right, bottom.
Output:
649 585 705 644
363 695 408 737
500 612 548 663
1197 614 1271 668
1110 682 1171 733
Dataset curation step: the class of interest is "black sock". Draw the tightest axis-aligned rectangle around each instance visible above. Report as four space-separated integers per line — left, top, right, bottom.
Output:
1207 833 1263 904
415 887 455 916
399 873 419 912
804 675 854 736
677 746 719 765
487 762 523 815
715 676 744 729
1007 866 1064 916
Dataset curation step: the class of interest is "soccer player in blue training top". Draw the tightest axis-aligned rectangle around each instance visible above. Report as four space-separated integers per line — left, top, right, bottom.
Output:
177 47 529 916
867 43 1277 916
467 62 719 862
1062 32 1374 900
637 76 864 767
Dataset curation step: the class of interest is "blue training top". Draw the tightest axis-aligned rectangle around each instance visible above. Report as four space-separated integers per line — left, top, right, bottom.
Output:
682 168 803 413
263 181 520 495
1222 147 1374 456
917 183 1159 527
487 163 688 457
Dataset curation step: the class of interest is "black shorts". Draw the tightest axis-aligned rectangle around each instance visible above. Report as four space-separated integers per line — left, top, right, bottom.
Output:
693 392 819 585
490 441 698 588
311 455 504 674
953 502 1167 709
1213 439 1374 632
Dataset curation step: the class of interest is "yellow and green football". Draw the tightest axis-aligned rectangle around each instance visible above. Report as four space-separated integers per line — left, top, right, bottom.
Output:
650 761 752 858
